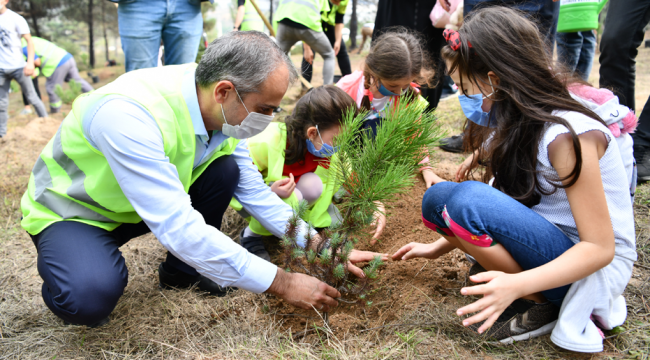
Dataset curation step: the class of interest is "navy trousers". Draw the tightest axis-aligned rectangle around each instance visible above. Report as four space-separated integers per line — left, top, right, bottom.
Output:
30 156 240 326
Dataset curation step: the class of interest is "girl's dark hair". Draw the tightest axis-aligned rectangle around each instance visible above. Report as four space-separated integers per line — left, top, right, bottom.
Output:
441 7 605 207
360 28 434 111
284 85 358 165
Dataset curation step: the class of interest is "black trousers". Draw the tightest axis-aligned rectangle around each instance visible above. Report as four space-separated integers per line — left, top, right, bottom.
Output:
599 0 650 149
30 156 239 326
301 22 352 83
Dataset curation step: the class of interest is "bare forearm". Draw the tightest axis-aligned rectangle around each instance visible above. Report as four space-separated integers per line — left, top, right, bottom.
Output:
234 6 245 28
430 237 457 259
513 241 614 299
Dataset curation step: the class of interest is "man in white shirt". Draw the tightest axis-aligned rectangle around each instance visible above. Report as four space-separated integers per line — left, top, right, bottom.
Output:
21 31 383 327
0 0 47 139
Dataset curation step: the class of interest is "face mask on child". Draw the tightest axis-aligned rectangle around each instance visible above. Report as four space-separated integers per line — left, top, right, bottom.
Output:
458 77 497 128
377 79 407 97
306 125 338 158
220 87 274 139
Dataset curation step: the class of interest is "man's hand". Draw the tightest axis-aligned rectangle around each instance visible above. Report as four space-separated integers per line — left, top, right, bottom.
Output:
304 46 314 65
334 40 341 56
266 268 341 312
270 174 296 199
347 249 389 277
24 62 34 77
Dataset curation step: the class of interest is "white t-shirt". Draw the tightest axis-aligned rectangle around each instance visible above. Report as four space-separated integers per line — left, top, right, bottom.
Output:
0 9 30 70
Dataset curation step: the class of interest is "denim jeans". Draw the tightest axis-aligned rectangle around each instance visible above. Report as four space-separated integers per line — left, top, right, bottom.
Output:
30 156 239 326
556 31 596 81
117 0 203 72
422 181 575 306
0 67 48 136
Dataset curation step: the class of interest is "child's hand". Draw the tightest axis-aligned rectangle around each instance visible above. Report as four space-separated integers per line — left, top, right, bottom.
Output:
456 271 523 333
270 173 296 199
422 169 446 188
392 242 436 260
368 201 386 245
456 150 479 182
346 250 390 278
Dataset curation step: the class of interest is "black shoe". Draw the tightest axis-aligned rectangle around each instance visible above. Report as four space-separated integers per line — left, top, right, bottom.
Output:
468 299 559 344
239 228 271 262
635 146 650 182
64 316 110 328
439 133 465 153
158 263 234 297
467 262 487 280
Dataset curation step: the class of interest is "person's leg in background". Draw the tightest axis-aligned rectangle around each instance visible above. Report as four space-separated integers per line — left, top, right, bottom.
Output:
575 31 596 81
0 69 13 138
12 68 47 117
275 23 301 54
161 0 203 66
326 23 352 77
301 28 335 85
301 45 314 84
556 31 583 74
45 65 68 113
62 58 94 93
117 0 166 72
20 76 41 115
599 0 650 181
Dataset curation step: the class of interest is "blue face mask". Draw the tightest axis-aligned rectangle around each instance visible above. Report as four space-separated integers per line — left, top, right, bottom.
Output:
377 80 407 97
458 77 496 127
306 125 339 158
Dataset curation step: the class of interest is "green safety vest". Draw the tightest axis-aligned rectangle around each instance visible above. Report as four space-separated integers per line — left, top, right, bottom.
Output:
21 63 239 235
322 0 348 26
275 0 330 32
22 37 69 78
229 122 340 235
240 0 265 32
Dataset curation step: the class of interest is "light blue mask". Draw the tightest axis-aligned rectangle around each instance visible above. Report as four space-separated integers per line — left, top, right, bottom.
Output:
458 77 496 128
378 80 407 97
306 125 338 158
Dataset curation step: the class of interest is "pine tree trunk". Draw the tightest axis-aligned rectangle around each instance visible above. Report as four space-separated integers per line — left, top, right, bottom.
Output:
269 0 273 24
101 1 109 61
28 0 41 37
88 0 95 69
349 0 358 50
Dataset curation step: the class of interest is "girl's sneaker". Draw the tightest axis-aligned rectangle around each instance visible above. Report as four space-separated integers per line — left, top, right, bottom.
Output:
468 299 559 344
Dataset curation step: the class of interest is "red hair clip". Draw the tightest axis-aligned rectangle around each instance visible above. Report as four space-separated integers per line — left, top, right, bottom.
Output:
443 29 472 51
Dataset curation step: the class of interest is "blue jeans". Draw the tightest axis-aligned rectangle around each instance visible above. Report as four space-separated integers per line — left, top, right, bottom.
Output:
422 181 575 306
30 156 239 326
117 0 203 72
556 31 597 81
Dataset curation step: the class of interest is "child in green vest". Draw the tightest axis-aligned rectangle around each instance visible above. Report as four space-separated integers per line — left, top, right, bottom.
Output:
236 85 358 260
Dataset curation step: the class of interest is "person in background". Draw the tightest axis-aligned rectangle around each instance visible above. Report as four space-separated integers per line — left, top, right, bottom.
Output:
438 0 560 153
20 51 41 115
0 0 47 141
234 0 265 32
301 0 352 88
556 30 596 81
112 0 204 72
599 0 650 182
22 36 93 113
275 0 335 85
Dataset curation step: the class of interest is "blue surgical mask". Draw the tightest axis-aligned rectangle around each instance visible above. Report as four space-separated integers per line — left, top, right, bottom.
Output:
458 77 496 127
377 80 407 97
306 125 338 158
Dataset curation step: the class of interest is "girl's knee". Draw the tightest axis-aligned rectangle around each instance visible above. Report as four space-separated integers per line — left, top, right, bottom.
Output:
296 173 323 204
421 182 458 236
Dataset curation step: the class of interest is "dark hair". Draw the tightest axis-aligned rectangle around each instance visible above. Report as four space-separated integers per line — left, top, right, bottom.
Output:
284 86 358 165
441 7 605 207
360 28 434 112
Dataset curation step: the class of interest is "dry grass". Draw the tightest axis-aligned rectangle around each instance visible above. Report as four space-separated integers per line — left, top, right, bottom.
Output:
1 51 650 359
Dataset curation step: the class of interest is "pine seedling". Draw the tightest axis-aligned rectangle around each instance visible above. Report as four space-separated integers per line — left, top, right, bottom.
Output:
279 93 444 323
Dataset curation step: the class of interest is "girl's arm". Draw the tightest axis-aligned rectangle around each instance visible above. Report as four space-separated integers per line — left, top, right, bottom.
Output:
392 237 457 261
459 130 615 331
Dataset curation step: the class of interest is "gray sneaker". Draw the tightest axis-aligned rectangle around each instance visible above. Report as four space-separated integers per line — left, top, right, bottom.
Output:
468 299 559 344
239 228 271 262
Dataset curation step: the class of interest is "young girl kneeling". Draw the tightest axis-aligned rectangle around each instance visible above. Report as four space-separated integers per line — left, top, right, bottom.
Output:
235 86 357 260
393 7 638 352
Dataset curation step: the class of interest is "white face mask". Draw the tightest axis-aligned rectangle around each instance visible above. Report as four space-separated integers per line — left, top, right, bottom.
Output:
220 87 274 139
